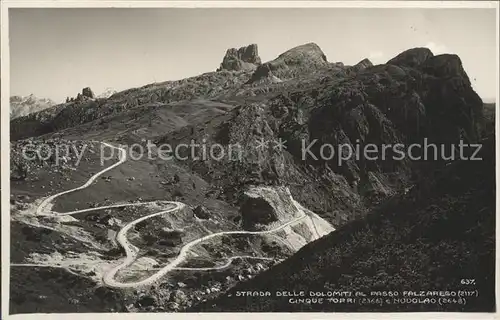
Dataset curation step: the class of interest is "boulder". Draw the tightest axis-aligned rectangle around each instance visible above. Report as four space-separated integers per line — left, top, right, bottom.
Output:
193 205 211 219
246 64 283 84
247 63 272 83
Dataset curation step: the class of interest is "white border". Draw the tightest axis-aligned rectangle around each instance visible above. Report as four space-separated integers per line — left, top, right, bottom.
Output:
1 1 499 320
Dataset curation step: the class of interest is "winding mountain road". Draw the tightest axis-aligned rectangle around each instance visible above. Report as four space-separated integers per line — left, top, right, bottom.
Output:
30 142 311 288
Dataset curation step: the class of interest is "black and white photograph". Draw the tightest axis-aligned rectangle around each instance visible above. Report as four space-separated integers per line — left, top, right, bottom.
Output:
1 1 498 316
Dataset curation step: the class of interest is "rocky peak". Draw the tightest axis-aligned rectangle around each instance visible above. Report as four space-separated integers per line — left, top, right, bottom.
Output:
239 186 302 230
387 47 434 68
71 87 95 103
217 44 262 71
246 63 283 85
82 87 95 99
276 42 328 66
247 42 329 84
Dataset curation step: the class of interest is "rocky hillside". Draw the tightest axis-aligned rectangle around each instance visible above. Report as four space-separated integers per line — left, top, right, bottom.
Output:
9 42 490 313
10 94 56 119
10 44 484 226
193 136 495 312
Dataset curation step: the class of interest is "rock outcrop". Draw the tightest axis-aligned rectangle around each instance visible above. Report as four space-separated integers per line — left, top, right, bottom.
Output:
352 58 373 72
239 186 300 229
247 42 328 83
246 63 283 84
69 87 96 103
387 47 434 68
193 205 211 219
217 44 262 71
82 87 95 99
238 186 335 251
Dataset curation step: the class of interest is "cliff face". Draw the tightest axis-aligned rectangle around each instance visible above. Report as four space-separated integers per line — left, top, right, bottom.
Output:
247 42 329 83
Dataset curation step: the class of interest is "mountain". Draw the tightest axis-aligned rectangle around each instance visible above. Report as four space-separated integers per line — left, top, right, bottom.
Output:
9 44 484 219
194 136 495 312
10 94 56 119
9 43 492 313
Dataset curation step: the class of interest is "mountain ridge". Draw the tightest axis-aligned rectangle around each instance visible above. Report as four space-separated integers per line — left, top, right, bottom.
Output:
9 42 492 313
10 94 57 119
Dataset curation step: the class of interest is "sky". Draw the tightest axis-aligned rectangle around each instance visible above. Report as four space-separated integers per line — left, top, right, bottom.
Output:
9 8 498 103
